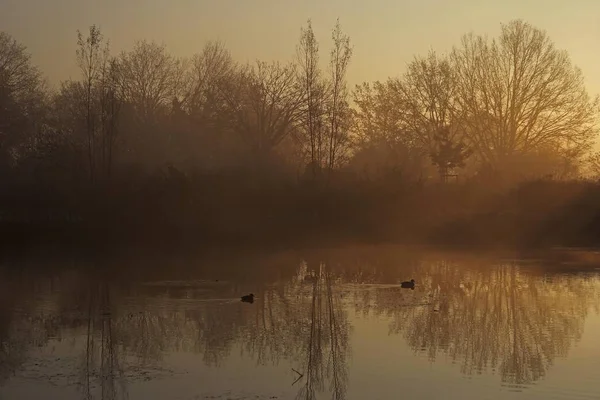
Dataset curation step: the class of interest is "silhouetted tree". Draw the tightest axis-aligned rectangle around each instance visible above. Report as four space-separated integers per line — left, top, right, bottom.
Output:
0 32 47 170
119 40 185 124
326 19 353 174
396 51 457 151
182 41 238 169
451 20 598 173
116 41 187 167
76 25 107 182
223 61 302 165
98 58 122 178
296 19 327 179
351 81 432 181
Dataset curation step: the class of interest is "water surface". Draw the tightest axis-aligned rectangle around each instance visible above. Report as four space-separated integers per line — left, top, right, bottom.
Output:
1 246 599 399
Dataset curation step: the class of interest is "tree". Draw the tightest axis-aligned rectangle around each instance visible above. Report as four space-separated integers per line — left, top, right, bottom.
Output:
451 20 599 171
115 40 188 168
351 81 433 181
118 40 185 123
225 61 302 162
397 51 457 150
352 81 406 145
98 58 122 178
176 41 238 169
326 19 353 172
76 25 107 182
0 32 46 168
296 19 327 179
185 40 234 118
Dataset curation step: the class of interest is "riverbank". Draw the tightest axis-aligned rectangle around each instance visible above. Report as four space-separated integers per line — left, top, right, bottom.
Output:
1 178 600 256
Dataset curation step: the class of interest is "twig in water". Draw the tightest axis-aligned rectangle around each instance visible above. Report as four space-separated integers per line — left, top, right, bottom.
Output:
291 368 304 386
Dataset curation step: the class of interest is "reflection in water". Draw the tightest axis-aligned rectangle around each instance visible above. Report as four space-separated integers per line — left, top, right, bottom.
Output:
292 262 350 400
0 249 599 399
81 282 127 400
350 258 599 387
0 270 28 385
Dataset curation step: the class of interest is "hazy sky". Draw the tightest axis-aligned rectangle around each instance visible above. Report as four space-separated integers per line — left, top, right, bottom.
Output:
2 0 600 94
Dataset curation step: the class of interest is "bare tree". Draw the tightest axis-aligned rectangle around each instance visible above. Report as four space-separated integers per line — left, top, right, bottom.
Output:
451 20 599 171
352 81 406 145
296 19 327 179
0 31 46 167
118 40 185 124
326 19 353 173
76 25 106 182
351 81 433 181
114 41 188 168
163 41 239 169
224 61 302 163
185 40 235 119
98 57 122 178
398 51 457 150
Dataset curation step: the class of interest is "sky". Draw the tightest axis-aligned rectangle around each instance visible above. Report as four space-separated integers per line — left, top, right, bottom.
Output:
2 0 600 95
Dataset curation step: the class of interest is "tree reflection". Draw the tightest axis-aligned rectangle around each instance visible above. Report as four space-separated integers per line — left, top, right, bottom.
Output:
0 271 28 385
64 258 351 399
291 262 350 400
80 280 128 400
0 267 63 386
233 260 351 399
353 258 599 386
3 249 598 397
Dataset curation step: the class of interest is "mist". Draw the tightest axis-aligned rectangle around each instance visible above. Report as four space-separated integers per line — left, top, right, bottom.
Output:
1 19 600 255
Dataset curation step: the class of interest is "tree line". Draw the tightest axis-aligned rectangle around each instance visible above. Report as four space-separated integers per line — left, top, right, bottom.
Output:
1 19 598 188
2 19 600 249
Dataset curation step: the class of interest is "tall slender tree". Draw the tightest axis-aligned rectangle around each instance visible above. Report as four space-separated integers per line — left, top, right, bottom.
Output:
451 20 599 171
326 19 353 173
296 19 327 179
76 25 106 182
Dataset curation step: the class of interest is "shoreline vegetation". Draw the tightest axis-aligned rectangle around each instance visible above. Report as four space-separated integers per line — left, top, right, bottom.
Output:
1 19 600 255
2 178 600 255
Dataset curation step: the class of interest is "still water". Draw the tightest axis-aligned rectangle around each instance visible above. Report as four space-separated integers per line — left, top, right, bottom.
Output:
1 246 600 400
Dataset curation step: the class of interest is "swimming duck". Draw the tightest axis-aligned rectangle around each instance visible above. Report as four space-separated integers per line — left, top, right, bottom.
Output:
401 279 415 289
241 293 254 303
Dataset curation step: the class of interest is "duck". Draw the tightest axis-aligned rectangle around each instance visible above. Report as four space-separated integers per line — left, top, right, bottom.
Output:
401 279 415 289
241 293 254 303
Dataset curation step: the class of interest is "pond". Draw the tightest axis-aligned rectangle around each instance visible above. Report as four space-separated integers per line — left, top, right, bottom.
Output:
1 245 599 399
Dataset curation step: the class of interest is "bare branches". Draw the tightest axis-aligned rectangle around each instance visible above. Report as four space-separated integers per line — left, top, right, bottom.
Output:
76 25 106 182
0 32 46 159
326 19 353 172
185 40 235 118
7 17 598 185
243 61 302 150
294 19 355 179
118 41 185 123
296 19 328 178
0 32 43 105
400 51 458 149
352 81 406 145
219 59 302 160
352 20 599 181
451 20 599 169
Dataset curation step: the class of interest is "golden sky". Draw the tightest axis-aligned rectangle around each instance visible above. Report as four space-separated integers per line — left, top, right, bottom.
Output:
2 0 600 95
